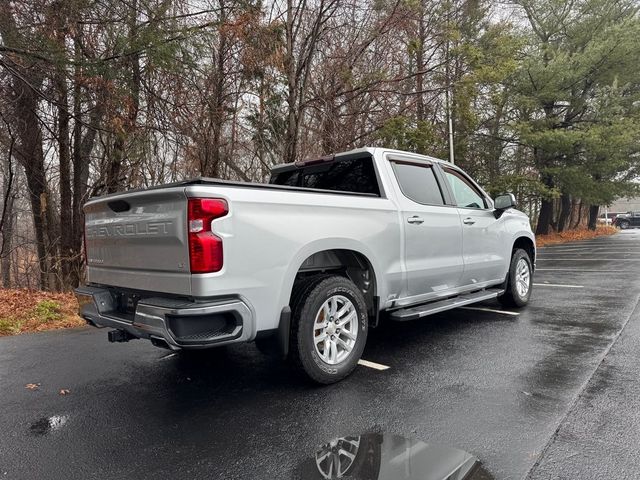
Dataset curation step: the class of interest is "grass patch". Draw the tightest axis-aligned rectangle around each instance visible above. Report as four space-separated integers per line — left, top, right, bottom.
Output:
536 225 618 247
0 289 84 336
33 299 63 323
0 318 21 335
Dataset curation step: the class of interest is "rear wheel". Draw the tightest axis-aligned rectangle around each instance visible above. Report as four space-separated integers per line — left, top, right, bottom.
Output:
498 248 532 308
619 220 630 230
290 275 368 384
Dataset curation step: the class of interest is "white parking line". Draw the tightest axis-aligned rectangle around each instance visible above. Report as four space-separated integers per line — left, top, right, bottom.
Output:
358 359 390 371
159 353 178 361
459 306 520 316
533 283 584 288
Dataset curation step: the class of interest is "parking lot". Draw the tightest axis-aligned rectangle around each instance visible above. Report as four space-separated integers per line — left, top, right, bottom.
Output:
1 231 639 479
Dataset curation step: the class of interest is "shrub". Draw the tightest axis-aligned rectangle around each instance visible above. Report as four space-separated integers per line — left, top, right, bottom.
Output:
0 318 21 335
33 300 62 323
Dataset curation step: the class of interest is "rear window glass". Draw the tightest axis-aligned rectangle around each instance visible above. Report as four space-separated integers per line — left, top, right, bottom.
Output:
271 170 300 187
391 162 444 205
270 157 380 196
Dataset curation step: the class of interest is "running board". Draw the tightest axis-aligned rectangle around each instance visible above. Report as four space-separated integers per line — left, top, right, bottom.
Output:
390 288 503 322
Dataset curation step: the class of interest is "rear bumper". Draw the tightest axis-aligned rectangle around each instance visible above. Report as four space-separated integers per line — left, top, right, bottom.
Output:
75 285 253 350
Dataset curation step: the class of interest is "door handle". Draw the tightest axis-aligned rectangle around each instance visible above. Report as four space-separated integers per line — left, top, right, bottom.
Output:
463 217 476 225
407 216 424 225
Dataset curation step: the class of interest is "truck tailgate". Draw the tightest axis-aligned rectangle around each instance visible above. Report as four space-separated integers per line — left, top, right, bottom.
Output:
84 187 191 294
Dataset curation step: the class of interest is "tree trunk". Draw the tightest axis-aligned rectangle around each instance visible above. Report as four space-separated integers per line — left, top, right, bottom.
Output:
587 205 599 231
0 3 56 289
203 0 227 178
536 197 554 235
107 0 140 193
415 0 426 122
14 86 56 290
284 0 298 164
56 69 73 288
1 148 15 288
568 197 578 229
571 200 583 229
556 192 571 232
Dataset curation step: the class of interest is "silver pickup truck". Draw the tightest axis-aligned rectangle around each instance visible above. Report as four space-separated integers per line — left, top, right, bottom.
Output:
76 147 535 383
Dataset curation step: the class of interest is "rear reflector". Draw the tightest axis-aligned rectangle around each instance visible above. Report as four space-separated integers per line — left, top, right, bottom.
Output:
187 198 228 273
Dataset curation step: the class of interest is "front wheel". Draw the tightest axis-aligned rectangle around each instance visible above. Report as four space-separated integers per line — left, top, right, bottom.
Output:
499 248 533 308
619 220 630 230
290 275 368 384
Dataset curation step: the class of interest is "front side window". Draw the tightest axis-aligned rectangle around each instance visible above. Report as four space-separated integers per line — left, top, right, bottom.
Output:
443 168 487 209
391 161 445 206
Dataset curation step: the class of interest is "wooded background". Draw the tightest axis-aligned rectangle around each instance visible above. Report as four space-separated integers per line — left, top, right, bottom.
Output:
0 0 639 291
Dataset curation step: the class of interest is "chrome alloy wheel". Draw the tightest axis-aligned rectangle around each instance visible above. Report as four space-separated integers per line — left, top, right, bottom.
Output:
315 436 361 479
516 258 531 297
313 295 359 365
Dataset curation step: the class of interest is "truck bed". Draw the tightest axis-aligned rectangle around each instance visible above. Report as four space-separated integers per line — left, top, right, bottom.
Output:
87 177 379 203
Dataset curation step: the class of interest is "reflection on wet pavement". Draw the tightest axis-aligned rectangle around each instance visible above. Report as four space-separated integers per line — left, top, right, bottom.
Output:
29 415 68 436
296 433 493 480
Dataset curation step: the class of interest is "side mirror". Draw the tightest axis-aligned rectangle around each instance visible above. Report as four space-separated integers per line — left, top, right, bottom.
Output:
494 193 516 218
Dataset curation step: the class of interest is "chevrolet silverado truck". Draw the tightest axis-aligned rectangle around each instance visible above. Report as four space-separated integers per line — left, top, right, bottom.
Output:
76 147 535 383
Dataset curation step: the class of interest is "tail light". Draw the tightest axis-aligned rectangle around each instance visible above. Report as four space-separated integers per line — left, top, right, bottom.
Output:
187 198 228 273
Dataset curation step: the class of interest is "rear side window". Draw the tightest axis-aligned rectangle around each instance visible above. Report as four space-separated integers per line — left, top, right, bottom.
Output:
271 157 380 196
391 162 444 206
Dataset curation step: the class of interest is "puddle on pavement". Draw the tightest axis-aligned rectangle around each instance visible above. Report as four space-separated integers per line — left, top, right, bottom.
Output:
29 415 69 436
296 433 493 480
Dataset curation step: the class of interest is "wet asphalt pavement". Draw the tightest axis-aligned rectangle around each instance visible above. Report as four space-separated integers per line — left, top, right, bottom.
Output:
1 231 640 479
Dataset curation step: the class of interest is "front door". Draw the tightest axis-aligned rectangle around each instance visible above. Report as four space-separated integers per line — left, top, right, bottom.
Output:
441 167 507 286
387 158 464 301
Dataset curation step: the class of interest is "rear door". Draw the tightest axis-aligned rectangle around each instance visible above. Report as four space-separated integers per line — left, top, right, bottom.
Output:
387 156 464 301
84 187 192 294
439 166 507 286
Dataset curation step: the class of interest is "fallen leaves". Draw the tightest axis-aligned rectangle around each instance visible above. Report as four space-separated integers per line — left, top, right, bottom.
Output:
25 384 73 396
0 289 84 337
536 226 618 247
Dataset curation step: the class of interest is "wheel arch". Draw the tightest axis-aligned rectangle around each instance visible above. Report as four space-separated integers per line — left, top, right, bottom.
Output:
279 241 383 319
513 236 536 268
293 248 378 314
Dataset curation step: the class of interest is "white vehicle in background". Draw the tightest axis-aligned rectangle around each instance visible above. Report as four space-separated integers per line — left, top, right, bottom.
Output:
76 147 535 384
597 213 613 225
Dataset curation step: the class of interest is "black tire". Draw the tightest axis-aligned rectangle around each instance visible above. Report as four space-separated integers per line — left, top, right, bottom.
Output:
290 275 368 384
619 220 630 230
498 248 533 308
